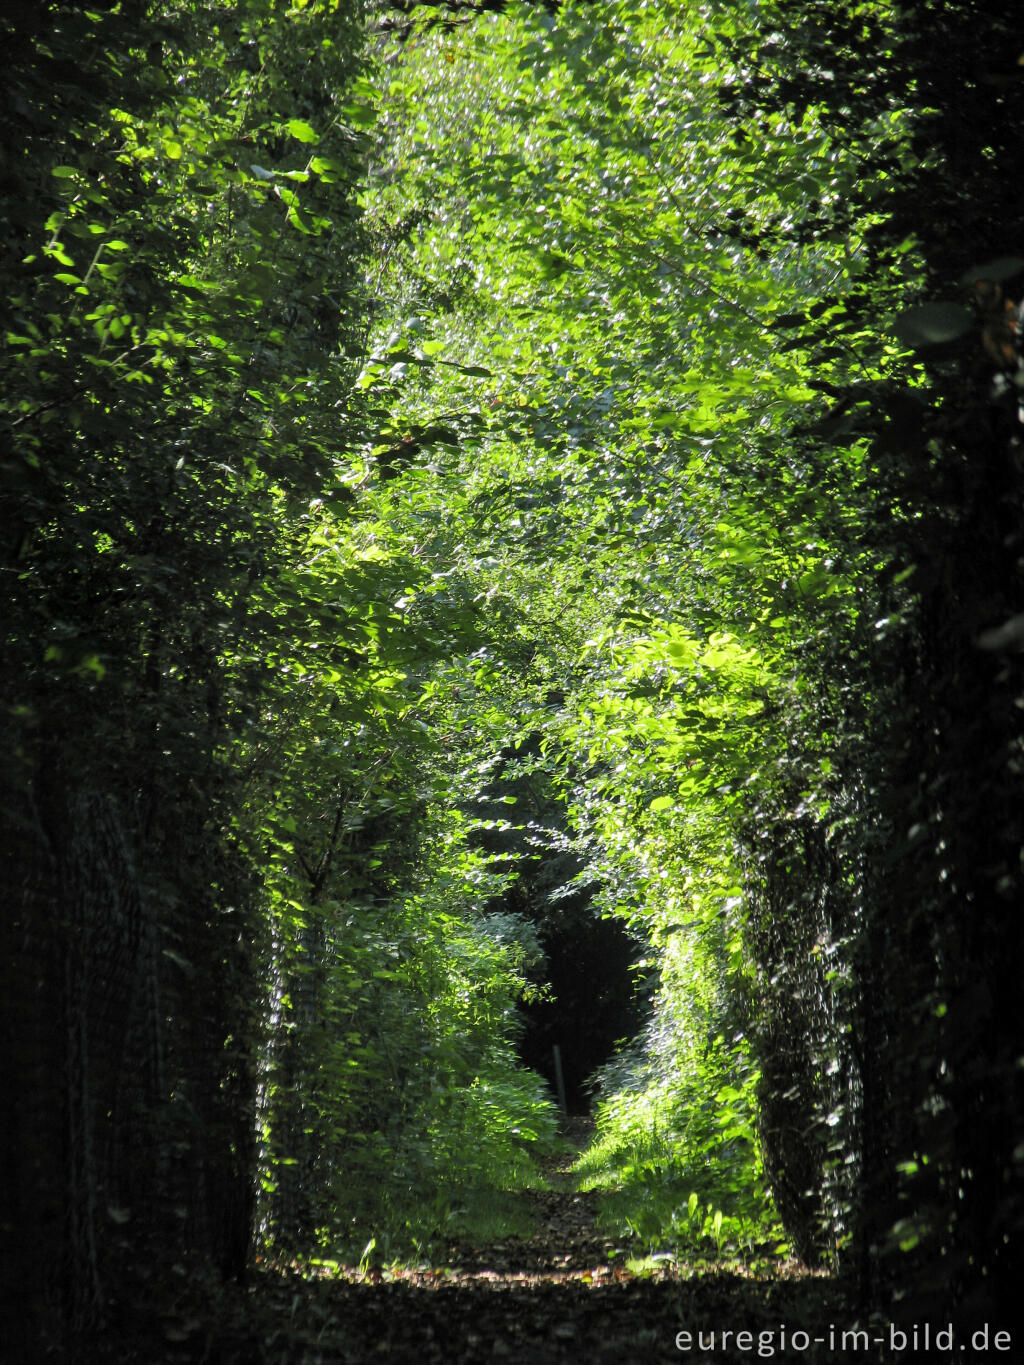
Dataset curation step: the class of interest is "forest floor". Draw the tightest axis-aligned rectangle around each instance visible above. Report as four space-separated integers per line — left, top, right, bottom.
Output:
115 1120 857 1365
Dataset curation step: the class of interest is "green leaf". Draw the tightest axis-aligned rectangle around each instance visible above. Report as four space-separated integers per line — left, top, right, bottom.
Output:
286 118 320 144
340 102 376 129
444 362 492 377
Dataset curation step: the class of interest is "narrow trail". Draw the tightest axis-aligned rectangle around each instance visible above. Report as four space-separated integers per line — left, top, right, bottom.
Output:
435 1117 631 1289
161 1120 845 1365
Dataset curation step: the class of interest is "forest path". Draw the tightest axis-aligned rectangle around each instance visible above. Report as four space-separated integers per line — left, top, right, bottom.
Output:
195 1119 844 1365
435 1115 630 1288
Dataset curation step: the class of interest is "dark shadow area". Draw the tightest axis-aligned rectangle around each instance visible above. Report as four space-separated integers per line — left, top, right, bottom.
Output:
91 1261 846 1365
517 908 645 1114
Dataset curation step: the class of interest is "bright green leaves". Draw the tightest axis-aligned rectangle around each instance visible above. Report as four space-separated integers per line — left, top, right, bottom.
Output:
285 118 319 144
343 0 936 1269
572 618 780 922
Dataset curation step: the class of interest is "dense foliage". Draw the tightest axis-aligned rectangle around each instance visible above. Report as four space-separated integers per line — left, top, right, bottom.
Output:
2 0 1021 1355
1 1 557 1353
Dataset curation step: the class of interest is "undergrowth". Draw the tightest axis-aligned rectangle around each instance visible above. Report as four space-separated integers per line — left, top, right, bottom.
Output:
312 1070 560 1265
574 1034 786 1263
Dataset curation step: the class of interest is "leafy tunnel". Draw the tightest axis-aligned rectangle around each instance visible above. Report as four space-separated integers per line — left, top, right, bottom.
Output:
2 0 1022 1358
